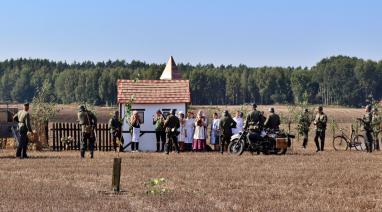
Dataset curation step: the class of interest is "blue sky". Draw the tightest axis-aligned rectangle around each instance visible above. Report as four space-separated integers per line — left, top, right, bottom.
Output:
1 0 381 67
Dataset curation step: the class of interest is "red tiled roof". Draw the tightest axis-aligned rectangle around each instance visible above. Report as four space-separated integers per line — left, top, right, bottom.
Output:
117 80 191 104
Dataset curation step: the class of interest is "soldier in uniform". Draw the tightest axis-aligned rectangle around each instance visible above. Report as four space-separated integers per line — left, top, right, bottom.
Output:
372 108 381 151
264 107 281 131
298 109 312 149
153 110 166 152
13 103 33 159
313 106 328 152
219 110 236 154
109 111 124 152
77 105 97 158
244 103 261 130
358 105 374 153
164 109 180 154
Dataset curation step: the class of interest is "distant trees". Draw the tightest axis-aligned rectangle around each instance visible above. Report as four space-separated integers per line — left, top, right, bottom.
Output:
0 56 381 107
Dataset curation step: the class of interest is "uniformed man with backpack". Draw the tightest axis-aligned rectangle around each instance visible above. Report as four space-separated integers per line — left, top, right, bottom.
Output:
78 105 97 158
13 102 33 159
219 110 236 154
164 109 180 154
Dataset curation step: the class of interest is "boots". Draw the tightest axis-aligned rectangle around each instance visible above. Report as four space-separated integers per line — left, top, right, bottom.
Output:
320 140 325 151
302 138 308 149
314 139 320 152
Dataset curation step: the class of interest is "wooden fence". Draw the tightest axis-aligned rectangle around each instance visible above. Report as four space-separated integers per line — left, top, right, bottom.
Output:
51 123 115 151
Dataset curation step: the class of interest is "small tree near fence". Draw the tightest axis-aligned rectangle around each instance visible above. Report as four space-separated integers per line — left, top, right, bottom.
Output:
31 80 60 150
280 93 315 142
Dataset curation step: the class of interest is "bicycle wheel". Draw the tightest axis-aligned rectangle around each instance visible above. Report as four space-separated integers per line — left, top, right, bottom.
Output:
353 135 366 151
333 136 348 151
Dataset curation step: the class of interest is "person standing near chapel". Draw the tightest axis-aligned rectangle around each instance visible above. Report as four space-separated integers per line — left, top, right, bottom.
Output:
298 109 312 149
193 110 208 152
164 109 180 154
178 111 187 151
13 102 33 159
210 112 220 151
184 111 195 151
109 110 124 152
313 106 327 152
78 105 97 158
232 111 243 135
153 110 166 152
130 111 142 152
219 110 236 154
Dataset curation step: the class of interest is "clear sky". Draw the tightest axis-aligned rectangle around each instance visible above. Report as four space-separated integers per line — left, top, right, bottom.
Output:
1 0 381 67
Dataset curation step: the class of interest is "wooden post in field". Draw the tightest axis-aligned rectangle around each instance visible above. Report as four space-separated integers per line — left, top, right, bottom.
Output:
112 158 122 192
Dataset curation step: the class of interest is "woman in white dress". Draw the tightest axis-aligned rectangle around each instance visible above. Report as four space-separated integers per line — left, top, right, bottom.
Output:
178 111 187 151
210 112 220 151
232 111 243 135
185 111 195 151
193 110 208 152
130 110 141 152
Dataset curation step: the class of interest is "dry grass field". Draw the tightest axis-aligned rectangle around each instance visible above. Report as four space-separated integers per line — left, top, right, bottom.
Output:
1 149 382 212
45 104 364 124
1 104 378 212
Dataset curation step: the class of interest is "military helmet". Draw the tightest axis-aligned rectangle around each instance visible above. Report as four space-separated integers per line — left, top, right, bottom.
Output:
223 110 229 116
79 105 86 111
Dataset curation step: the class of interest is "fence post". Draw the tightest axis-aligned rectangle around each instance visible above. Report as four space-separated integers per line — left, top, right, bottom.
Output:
69 123 73 150
58 123 63 151
103 124 106 151
77 124 81 150
98 124 102 151
112 157 122 192
52 123 56 151
55 123 59 151
106 124 111 151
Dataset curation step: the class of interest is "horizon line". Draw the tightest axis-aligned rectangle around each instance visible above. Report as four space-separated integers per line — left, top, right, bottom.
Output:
0 54 380 69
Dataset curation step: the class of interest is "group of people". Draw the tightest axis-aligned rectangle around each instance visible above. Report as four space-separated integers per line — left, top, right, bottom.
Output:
298 106 328 152
10 103 381 159
81 104 289 156
357 105 380 152
153 109 209 154
76 103 382 157
149 104 284 154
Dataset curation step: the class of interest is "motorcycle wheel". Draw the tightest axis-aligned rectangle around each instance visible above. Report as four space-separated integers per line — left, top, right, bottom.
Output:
228 138 245 156
275 148 287 155
261 140 271 155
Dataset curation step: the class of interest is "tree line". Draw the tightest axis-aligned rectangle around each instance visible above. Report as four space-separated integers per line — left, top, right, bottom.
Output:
0 55 381 107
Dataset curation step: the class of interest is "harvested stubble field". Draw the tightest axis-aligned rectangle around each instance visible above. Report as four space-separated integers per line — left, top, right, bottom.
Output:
1 104 377 211
1 148 382 212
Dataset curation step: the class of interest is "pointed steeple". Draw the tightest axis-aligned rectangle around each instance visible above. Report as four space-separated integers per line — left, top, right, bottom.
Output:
160 56 182 80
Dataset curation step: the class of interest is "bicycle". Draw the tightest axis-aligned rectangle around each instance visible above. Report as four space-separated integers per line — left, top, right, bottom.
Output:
332 126 365 151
